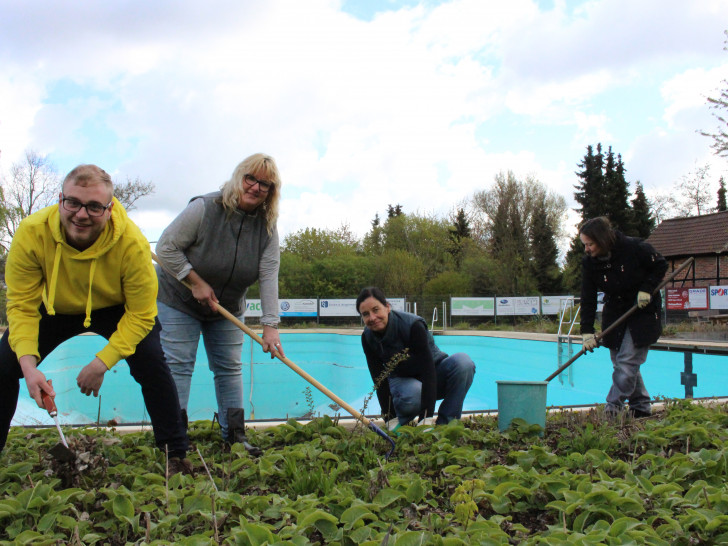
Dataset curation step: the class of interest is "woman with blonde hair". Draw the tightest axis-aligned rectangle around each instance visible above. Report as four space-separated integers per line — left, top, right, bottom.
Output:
155 153 284 450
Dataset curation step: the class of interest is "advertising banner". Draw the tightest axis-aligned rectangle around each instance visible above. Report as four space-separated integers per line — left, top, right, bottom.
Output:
709 286 728 310
450 297 495 316
496 298 515 316
666 287 708 310
245 299 262 317
541 296 573 315
514 296 540 315
279 299 317 317
319 298 359 317
388 298 406 312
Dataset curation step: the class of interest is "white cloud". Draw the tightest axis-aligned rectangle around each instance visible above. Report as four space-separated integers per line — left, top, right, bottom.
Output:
1 0 727 246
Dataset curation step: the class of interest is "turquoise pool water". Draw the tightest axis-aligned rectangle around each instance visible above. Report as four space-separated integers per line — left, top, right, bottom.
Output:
12 333 728 425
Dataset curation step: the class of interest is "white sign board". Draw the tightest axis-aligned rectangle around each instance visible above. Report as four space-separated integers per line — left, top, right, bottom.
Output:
710 286 728 310
387 298 406 312
319 299 359 317
450 297 495 316
245 299 262 317
279 299 317 317
541 296 573 315
496 298 515 316
514 296 540 315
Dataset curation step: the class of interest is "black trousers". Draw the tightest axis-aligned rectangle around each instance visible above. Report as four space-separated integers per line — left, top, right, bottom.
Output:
0 305 189 457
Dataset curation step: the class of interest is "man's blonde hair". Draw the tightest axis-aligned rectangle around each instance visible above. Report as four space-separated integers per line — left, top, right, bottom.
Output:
63 165 114 200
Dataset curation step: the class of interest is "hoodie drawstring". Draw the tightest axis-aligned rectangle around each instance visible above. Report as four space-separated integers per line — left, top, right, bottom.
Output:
46 243 63 316
46 241 97 328
84 260 97 328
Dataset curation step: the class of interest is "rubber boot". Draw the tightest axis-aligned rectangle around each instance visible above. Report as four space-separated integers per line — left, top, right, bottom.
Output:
180 409 188 431
227 408 262 456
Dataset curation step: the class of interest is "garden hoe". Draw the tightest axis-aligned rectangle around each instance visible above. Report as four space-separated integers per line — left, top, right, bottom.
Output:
544 256 695 382
40 380 75 463
151 253 397 459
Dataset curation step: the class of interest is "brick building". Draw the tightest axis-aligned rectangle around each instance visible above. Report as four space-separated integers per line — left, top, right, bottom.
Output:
647 210 728 289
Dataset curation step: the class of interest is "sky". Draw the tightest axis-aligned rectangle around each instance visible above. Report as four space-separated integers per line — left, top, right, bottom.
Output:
1 0 728 247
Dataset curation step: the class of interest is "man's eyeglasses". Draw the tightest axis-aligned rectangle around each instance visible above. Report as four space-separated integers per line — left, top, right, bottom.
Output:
61 195 113 217
243 174 273 194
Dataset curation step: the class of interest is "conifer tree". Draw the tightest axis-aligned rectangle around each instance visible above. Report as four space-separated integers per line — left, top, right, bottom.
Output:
718 176 727 212
574 144 606 220
530 197 562 293
631 182 655 238
603 150 634 234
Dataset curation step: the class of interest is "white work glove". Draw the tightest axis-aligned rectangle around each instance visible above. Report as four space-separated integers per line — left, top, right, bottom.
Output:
582 333 598 352
386 418 401 432
637 291 651 309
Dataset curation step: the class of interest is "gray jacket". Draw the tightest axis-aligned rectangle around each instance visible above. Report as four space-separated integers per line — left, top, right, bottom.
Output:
155 191 280 324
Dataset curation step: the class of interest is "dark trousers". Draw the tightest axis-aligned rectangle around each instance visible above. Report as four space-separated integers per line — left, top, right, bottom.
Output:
0 305 189 457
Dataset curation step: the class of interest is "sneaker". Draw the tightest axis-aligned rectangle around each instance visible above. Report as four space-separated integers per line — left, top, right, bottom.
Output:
168 457 194 476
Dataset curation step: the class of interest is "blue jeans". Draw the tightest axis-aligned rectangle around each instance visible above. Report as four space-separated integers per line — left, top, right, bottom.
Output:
157 301 245 441
606 329 651 414
387 353 475 425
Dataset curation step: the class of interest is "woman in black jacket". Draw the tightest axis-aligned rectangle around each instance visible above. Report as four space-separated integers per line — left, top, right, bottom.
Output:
579 216 668 417
356 287 475 429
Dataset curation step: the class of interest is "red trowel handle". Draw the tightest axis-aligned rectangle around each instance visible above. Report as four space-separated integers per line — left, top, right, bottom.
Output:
40 379 57 417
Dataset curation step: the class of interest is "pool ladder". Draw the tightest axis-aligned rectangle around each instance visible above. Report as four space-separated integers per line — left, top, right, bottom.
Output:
556 298 580 386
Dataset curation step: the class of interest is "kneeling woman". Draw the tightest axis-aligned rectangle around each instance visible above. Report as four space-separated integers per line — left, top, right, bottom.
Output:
356 287 475 427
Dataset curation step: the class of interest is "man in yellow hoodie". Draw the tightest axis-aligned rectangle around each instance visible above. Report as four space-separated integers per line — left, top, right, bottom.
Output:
0 164 190 473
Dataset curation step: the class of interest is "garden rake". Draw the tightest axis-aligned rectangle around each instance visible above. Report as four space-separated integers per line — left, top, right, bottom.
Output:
151 253 396 459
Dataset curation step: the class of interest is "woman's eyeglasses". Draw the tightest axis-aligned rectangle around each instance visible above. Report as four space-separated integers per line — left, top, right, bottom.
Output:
244 174 273 193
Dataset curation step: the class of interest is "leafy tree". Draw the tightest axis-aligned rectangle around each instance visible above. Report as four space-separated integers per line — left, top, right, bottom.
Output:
631 182 655 238
0 150 60 251
278 253 314 298
529 196 562 294
472 171 566 295
717 176 727 212
362 213 383 254
674 163 712 217
371 249 426 296
113 176 155 211
701 30 728 158
561 235 585 293
380 211 455 280
423 270 471 297
310 255 372 297
282 225 359 261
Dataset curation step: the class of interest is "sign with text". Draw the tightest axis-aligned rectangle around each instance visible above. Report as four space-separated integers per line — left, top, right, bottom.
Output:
388 298 406 312
666 287 708 310
319 299 358 317
450 297 495 316
245 299 262 317
541 296 573 315
496 298 515 316
709 286 728 310
514 296 540 315
279 299 317 317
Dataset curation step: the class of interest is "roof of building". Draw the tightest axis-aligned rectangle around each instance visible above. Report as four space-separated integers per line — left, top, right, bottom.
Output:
647 210 728 257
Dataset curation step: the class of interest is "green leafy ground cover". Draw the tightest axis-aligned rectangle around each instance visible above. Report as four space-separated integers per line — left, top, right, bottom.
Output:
1 399 727 545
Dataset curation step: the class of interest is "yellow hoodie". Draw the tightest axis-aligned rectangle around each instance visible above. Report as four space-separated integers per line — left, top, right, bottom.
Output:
6 198 157 369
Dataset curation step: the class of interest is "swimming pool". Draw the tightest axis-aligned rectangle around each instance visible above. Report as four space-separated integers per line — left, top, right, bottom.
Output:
11 332 728 426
